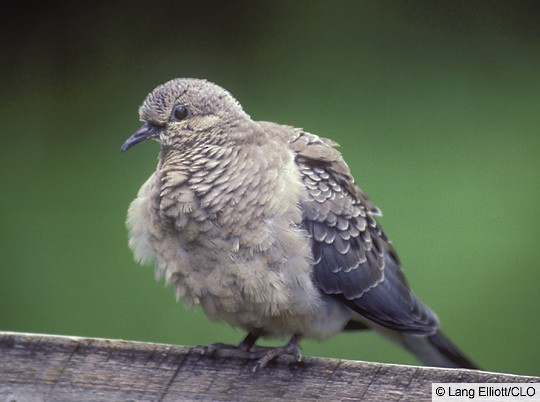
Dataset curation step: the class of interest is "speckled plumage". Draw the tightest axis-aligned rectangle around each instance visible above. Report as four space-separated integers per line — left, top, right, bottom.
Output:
122 78 478 370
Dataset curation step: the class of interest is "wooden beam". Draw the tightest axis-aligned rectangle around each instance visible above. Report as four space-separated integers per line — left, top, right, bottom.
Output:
0 331 537 401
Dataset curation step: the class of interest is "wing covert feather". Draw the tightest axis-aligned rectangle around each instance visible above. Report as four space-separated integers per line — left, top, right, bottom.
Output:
282 128 438 334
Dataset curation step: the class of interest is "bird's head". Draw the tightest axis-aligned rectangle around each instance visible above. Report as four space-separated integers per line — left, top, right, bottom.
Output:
121 78 251 152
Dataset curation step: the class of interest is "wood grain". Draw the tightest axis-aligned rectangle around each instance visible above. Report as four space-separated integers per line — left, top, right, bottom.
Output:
0 331 537 401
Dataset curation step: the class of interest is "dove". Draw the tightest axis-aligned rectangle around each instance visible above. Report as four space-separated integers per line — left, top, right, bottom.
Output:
122 78 478 371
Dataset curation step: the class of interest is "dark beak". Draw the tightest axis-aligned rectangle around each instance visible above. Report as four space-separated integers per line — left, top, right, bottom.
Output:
121 122 161 152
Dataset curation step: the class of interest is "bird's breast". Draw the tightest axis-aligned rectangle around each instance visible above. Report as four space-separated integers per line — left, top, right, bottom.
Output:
154 142 303 243
145 142 329 333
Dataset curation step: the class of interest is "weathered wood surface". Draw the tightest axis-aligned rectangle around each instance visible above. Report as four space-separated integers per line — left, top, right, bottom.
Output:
0 331 537 401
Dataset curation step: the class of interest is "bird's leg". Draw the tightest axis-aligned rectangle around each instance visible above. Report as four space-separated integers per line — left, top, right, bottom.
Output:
238 332 260 351
252 334 303 372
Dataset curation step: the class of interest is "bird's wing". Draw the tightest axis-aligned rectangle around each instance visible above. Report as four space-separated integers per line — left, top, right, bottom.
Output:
282 127 439 335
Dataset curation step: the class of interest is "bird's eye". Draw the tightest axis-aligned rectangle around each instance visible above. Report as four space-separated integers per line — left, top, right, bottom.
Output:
172 104 189 121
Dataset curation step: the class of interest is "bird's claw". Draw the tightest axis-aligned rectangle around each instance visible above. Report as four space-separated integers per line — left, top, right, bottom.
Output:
251 339 303 372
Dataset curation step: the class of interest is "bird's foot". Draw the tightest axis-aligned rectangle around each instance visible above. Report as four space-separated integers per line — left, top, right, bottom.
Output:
193 332 260 356
252 334 303 372
193 333 303 372
192 342 236 356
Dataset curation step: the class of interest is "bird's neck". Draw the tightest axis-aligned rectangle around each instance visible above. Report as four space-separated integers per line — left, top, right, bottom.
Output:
157 123 269 171
158 141 236 170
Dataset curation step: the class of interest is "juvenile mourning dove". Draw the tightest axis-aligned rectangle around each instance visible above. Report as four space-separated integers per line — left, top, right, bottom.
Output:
122 78 478 370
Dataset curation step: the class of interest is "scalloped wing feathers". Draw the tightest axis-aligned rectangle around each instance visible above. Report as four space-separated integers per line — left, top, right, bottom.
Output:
259 121 440 335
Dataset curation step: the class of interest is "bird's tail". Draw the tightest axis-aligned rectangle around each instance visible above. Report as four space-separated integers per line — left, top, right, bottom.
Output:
401 330 479 369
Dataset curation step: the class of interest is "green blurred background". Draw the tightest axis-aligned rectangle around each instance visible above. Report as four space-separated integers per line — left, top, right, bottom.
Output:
1 1 539 376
